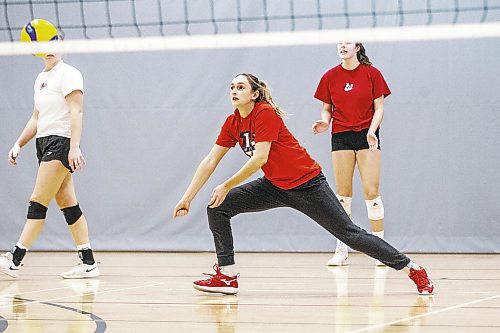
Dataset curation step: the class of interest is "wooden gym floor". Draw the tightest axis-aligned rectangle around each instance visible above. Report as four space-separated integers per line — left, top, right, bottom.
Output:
0 252 499 332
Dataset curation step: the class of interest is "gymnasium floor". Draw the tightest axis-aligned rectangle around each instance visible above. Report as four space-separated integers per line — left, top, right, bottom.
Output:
0 252 499 332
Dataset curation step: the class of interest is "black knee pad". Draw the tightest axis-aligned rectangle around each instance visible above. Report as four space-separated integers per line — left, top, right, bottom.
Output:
27 201 48 219
61 204 83 225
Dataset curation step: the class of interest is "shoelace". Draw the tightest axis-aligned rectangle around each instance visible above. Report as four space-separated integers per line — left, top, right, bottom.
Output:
201 264 239 282
201 264 223 281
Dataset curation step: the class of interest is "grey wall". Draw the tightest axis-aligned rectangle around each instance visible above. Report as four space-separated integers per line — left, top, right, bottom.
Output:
1 1 499 252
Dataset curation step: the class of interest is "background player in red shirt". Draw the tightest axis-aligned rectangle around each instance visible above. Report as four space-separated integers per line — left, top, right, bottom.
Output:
313 42 390 266
172 73 433 296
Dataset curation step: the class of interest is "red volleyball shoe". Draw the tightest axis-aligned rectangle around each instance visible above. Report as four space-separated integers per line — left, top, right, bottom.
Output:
193 264 239 295
409 267 435 295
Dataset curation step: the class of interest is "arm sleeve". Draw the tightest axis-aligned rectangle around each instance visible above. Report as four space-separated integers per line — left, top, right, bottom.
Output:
62 67 84 97
254 108 280 143
215 116 238 148
370 67 391 99
314 72 333 105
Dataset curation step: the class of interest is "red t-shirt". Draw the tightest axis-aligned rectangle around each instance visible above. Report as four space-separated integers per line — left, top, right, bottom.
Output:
314 64 391 133
216 101 321 190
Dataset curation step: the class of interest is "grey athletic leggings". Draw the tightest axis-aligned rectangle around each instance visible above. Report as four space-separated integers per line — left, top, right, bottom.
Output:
207 172 410 270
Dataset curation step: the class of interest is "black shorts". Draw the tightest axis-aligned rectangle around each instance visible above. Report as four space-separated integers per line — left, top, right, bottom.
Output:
36 135 72 172
331 128 380 151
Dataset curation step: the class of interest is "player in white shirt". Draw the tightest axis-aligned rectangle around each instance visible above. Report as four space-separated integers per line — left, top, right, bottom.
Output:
0 19 99 279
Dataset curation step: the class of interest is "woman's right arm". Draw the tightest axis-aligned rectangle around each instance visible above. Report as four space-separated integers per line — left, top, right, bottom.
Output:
8 107 39 165
312 102 333 134
172 144 230 218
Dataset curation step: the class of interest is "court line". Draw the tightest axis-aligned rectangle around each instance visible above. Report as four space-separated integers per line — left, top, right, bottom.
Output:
16 296 107 333
0 315 7 333
0 282 165 311
347 293 500 333
2 286 75 296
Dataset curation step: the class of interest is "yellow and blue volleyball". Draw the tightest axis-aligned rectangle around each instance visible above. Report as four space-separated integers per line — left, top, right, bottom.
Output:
20 19 60 57
20 19 60 43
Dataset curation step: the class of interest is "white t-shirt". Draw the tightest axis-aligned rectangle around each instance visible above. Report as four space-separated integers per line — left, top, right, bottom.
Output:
34 60 84 138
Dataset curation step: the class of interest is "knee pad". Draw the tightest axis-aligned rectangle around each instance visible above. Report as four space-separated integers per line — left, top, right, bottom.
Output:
336 194 352 216
61 204 83 225
27 201 48 219
365 196 384 220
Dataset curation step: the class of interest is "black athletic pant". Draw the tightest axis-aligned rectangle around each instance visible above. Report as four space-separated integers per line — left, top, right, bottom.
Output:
207 172 410 270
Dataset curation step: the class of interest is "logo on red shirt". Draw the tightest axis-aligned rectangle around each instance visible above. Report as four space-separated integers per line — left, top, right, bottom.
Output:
240 131 255 157
344 82 354 91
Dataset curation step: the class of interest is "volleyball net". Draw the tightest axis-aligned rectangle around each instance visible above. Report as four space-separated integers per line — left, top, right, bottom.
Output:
1 0 500 55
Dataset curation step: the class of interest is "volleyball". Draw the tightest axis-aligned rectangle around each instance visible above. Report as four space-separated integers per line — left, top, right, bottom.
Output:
20 19 60 43
20 19 60 57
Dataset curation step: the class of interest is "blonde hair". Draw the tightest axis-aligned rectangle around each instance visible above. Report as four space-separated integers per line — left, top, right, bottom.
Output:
236 73 286 118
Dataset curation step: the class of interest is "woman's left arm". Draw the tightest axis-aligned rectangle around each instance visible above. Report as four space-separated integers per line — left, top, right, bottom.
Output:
209 141 272 208
367 96 384 151
66 90 85 171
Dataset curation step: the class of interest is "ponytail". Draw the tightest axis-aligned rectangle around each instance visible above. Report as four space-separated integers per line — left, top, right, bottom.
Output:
356 43 372 65
237 73 286 118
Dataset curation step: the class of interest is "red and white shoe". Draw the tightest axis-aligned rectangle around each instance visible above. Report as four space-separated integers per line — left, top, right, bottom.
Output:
193 264 239 295
409 267 435 295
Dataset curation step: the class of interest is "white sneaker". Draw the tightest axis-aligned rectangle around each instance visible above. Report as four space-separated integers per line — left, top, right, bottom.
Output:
327 241 348 266
61 262 100 279
0 252 20 278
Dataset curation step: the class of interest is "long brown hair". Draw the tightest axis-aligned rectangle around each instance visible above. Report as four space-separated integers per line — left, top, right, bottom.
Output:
356 43 372 65
236 73 286 118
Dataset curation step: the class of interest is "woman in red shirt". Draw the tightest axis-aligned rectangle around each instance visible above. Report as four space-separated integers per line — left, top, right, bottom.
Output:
173 73 433 296
313 42 390 266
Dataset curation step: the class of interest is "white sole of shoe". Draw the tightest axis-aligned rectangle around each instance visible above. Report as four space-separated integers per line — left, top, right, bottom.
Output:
327 261 348 266
418 286 435 295
193 284 239 295
61 271 100 279
0 268 19 278
327 258 348 266
61 275 100 279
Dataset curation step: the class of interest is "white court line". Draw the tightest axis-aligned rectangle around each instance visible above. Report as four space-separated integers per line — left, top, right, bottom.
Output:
347 293 500 333
2 286 74 296
0 282 165 310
